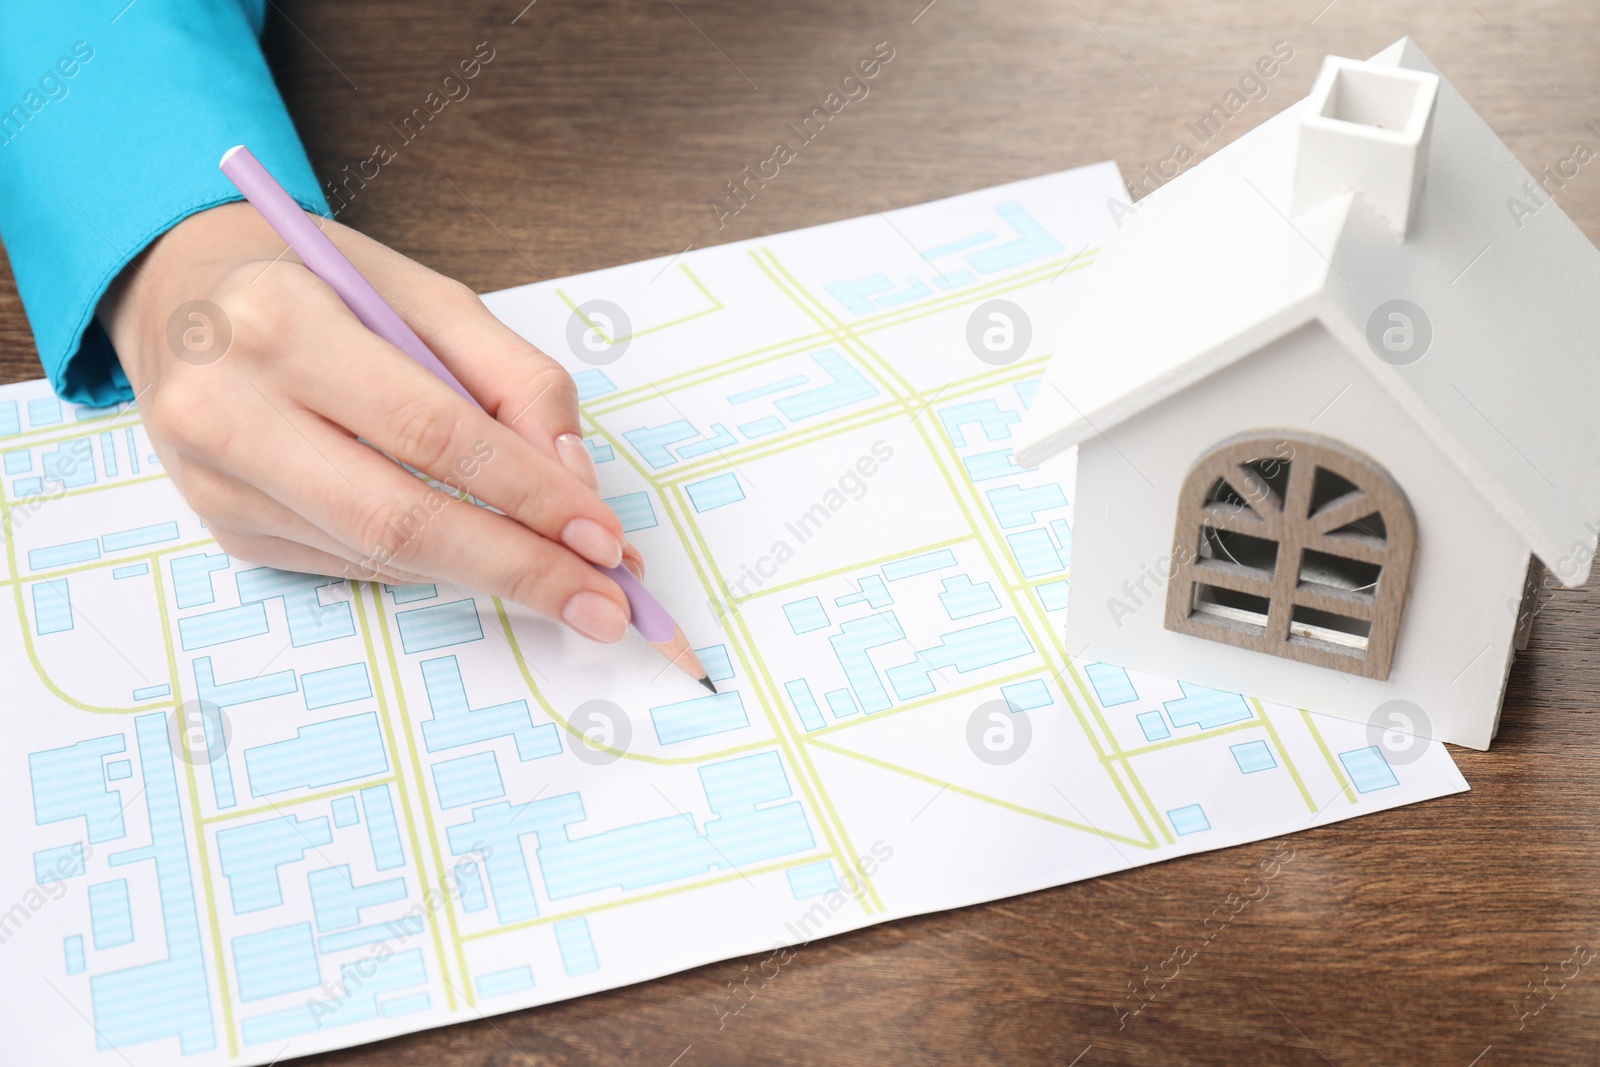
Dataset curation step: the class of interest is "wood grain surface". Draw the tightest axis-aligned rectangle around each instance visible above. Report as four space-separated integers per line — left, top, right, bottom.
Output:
5 2 1600 1063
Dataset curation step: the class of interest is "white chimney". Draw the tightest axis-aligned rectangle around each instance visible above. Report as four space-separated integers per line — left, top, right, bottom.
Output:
1291 56 1440 235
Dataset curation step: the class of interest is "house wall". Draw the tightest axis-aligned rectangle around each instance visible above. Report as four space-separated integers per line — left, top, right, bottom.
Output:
1066 320 1529 750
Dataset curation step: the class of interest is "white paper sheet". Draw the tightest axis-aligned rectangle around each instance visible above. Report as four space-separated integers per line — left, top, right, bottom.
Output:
0 162 1468 1065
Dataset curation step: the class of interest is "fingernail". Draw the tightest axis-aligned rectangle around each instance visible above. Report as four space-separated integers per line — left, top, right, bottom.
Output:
621 541 645 579
562 590 630 643
554 432 600 491
561 517 623 568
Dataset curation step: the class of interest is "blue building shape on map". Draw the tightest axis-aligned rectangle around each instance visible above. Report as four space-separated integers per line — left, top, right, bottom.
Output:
1168 804 1211 836
216 814 335 913
241 948 428 1045
447 751 814 923
1339 746 1400 793
93 715 217 1053
243 713 389 797
418 656 562 760
885 617 1033 700
1163 683 1253 731
236 568 356 647
1230 740 1278 774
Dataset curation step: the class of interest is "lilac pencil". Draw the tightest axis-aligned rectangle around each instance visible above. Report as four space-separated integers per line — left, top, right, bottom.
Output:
219 145 713 692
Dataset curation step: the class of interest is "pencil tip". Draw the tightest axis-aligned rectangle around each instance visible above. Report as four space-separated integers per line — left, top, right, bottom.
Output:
699 676 718 694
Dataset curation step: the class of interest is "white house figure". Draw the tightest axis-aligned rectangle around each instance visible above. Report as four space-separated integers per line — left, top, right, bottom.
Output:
1015 38 1600 749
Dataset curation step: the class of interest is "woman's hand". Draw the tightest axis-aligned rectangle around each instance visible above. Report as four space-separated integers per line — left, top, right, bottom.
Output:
99 201 642 643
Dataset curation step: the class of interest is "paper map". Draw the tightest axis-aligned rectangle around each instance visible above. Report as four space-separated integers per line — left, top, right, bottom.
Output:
0 162 1467 1064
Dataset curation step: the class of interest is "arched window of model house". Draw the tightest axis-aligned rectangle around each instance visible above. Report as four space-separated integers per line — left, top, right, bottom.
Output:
1163 431 1416 680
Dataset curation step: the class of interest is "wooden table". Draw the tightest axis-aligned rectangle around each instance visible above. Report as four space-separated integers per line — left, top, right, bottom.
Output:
5 1 1599 1063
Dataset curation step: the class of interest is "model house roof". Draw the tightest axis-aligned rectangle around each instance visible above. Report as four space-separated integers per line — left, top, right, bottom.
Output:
1016 38 1600 586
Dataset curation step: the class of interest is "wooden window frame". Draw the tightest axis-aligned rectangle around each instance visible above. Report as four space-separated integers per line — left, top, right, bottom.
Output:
1163 430 1416 680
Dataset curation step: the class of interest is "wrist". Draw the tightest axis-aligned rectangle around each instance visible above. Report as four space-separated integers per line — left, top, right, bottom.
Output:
97 202 281 388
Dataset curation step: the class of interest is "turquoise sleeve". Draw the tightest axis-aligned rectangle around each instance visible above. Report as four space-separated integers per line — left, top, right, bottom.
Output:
0 0 330 406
